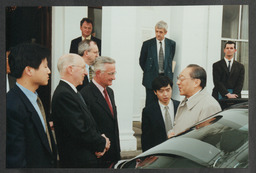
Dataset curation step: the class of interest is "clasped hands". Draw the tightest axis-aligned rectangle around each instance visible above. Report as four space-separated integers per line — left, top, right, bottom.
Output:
95 134 111 158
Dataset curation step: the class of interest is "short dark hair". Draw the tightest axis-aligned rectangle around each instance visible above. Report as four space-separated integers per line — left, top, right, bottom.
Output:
152 76 173 92
9 43 50 78
80 18 93 27
187 64 207 89
224 41 236 49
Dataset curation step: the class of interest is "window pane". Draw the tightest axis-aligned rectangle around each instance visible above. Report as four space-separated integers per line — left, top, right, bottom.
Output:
222 5 239 39
236 42 248 90
241 5 249 40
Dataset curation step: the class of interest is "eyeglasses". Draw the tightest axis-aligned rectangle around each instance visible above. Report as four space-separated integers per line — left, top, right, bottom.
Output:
71 65 86 71
89 50 100 54
177 76 192 82
106 71 117 76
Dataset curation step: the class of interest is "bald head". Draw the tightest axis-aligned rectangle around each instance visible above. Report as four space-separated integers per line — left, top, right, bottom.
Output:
57 53 87 87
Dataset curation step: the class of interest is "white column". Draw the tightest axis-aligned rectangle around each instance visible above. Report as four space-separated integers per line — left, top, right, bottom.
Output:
51 7 88 94
102 7 138 151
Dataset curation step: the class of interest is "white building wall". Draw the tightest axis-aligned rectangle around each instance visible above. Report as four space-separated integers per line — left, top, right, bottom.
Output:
51 6 223 151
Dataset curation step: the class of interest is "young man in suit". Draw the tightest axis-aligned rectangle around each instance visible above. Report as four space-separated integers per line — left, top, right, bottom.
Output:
80 56 120 168
69 18 101 55
6 43 57 168
169 64 221 137
51 54 110 168
139 20 176 106
141 76 180 152
212 41 245 101
76 40 99 91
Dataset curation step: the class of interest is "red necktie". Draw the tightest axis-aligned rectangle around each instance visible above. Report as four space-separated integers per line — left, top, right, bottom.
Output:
103 88 114 116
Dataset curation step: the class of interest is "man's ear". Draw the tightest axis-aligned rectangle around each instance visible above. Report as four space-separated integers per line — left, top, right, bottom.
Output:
66 65 73 75
154 90 157 95
194 79 201 87
24 66 33 77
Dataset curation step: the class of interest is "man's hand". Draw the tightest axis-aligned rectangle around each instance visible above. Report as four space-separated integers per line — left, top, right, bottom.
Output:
95 134 111 158
226 93 238 99
102 134 110 151
167 131 175 138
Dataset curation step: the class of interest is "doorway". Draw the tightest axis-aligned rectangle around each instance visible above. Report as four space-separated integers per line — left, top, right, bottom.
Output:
6 6 52 118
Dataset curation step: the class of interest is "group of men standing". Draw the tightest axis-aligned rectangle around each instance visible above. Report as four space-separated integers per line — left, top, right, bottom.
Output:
6 17 245 168
6 18 120 168
140 21 245 152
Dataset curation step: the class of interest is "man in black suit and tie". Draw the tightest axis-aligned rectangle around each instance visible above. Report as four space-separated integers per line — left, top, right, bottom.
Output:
6 43 57 168
76 40 99 91
212 41 245 102
139 20 176 106
141 76 179 152
70 18 101 55
80 56 120 168
51 54 110 168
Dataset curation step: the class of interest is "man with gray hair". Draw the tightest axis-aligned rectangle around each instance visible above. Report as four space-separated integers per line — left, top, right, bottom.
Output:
139 20 176 106
77 40 99 90
51 54 110 168
168 64 221 137
80 56 121 168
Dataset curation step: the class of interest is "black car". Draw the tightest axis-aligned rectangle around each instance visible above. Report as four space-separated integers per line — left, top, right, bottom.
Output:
115 102 248 169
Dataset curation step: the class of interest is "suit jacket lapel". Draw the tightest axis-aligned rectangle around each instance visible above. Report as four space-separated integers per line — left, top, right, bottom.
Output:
91 83 115 119
14 86 52 153
220 59 229 75
154 103 166 133
151 38 159 71
164 39 171 71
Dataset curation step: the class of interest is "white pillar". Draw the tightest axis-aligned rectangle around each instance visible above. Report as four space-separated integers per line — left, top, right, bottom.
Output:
101 7 138 151
51 7 88 94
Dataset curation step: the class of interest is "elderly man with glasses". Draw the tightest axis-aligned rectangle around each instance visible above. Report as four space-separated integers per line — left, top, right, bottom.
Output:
80 56 121 168
168 64 221 138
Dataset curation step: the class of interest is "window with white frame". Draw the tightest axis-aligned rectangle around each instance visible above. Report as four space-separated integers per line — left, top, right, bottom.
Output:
221 5 248 95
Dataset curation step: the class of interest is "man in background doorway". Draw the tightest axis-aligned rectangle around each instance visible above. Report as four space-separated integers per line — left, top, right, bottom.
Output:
212 41 245 101
139 20 176 106
70 18 101 55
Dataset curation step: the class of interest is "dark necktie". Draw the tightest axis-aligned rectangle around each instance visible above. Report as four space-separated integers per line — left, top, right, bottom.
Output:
159 41 164 73
36 97 52 152
103 88 114 116
89 66 93 81
164 106 172 133
228 60 231 72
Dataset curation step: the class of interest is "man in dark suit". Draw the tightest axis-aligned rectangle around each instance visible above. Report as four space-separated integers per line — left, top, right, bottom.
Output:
51 54 110 168
141 76 179 152
76 40 99 91
212 41 245 102
70 18 101 55
139 20 176 106
80 56 120 168
6 43 57 168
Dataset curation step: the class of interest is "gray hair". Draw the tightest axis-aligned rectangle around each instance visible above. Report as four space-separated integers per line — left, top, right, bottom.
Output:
187 64 207 89
155 20 168 31
57 53 82 76
78 40 95 56
93 56 115 75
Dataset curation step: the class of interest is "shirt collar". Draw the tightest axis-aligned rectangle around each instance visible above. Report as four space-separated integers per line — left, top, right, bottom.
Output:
82 35 92 40
61 79 78 93
224 57 234 65
16 82 38 103
92 79 105 94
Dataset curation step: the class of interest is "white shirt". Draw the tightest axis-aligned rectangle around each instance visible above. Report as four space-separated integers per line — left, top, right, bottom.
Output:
158 100 175 127
61 79 78 93
6 74 9 93
224 57 234 70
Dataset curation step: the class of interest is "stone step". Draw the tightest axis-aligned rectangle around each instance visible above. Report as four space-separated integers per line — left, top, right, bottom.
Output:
121 150 142 160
